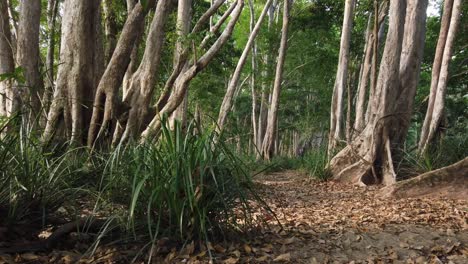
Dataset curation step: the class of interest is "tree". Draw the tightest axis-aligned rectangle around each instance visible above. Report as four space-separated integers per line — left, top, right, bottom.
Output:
216 0 273 134
261 0 291 160
43 0 104 144
328 0 428 186
0 0 15 118
16 0 43 119
418 0 462 154
328 0 355 156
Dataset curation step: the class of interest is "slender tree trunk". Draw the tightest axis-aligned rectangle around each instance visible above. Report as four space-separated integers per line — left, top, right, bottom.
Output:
354 1 388 132
261 0 291 160
170 0 193 129
328 0 356 156
257 0 277 156
87 2 154 147
0 0 15 118
141 0 245 142
249 0 258 155
329 0 418 186
103 0 118 64
16 0 43 119
42 0 59 120
43 0 103 144
216 0 273 133
418 0 461 154
123 0 140 97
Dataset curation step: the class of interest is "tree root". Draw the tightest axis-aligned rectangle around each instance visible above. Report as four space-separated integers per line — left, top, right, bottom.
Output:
0 217 107 254
381 157 468 199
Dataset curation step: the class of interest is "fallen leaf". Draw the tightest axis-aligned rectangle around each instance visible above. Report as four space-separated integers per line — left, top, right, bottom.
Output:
20 253 39 261
273 253 291 262
244 244 252 253
223 257 239 264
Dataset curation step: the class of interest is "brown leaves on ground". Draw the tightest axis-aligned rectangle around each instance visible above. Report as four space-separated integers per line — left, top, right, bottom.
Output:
1 170 467 263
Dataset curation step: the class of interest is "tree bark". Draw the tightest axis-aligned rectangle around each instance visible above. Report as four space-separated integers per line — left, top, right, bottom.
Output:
257 0 277 156
354 1 388 133
140 0 245 142
43 0 103 144
329 0 427 185
103 0 118 64
87 2 153 147
42 0 59 120
216 0 273 133
381 157 468 200
114 0 172 144
16 0 43 118
249 0 258 155
261 0 291 160
328 0 356 156
0 0 15 118
169 0 193 129
418 0 462 154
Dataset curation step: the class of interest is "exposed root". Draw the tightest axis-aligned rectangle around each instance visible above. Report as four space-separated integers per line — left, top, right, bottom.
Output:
381 157 468 200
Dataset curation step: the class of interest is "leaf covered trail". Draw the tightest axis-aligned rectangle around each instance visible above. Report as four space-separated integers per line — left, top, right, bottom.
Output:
248 170 468 263
1 170 467 263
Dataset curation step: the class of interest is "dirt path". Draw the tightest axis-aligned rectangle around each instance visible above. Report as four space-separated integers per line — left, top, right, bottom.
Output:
1 170 467 263
247 170 468 263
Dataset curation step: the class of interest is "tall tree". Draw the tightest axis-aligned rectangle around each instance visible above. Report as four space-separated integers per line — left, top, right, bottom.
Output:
261 0 291 160
141 0 245 142
328 0 356 156
354 1 388 133
418 0 462 154
103 0 118 64
169 0 193 129
43 0 59 118
328 0 428 186
216 0 273 133
43 0 104 144
0 0 15 117
16 0 43 117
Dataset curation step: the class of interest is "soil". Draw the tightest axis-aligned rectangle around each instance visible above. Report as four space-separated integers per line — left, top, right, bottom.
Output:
1 170 467 263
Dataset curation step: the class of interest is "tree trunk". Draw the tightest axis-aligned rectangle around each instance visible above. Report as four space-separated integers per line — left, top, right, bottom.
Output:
43 0 103 144
328 0 355 156
103 0 118 64
140 0 245 142
329 0 427 185
0 0 15 118
216 0 273 133
261 0 291 160
418 0 462 154
249 0 258 155
42 0 59 120
113 0 172 144
16 0 43 118
123 0 140 97
169 0 193 129
381 157 468 200
354 1 388 133
257 0 277 156
87 2 154 147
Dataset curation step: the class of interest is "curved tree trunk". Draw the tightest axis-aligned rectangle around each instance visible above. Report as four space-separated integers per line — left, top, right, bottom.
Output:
0 0 15 118
261 0 291 160
216 0 273 134
328 0 355 156
418 0 462 154
328 0 421 186
381 157 468 200
43 0 103 145
140 0 245 142
16 0 43 119
113 0 172 144
87 2 153 147
249 0 259 155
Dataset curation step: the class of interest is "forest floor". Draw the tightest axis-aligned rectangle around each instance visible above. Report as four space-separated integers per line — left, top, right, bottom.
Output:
1 170 467 263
